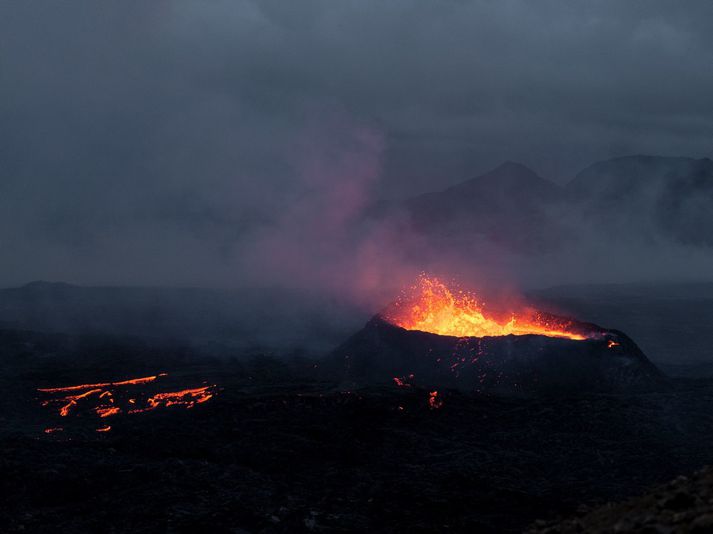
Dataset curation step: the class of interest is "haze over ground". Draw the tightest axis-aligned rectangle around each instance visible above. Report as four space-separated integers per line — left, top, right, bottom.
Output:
2 1 713 304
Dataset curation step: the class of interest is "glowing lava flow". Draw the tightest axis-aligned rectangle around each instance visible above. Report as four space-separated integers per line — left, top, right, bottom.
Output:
37 373 167 393
385 275 586 340
128 386 214 413
38 373 217 434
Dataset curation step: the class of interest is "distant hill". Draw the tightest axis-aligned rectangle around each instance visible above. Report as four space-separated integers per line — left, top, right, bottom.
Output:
395 156 713 253
402 161 568 252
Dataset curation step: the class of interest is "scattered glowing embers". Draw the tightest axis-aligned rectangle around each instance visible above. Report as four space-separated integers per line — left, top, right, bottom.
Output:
393 374 415 388
384 274 587 340
391 374 445 410
38 372 217 434
428 390 444 410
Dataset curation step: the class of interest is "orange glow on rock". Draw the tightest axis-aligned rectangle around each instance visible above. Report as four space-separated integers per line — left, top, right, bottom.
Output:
385 275 585 340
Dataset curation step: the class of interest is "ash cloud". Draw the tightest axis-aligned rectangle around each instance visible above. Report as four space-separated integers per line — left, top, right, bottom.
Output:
1 1 713 300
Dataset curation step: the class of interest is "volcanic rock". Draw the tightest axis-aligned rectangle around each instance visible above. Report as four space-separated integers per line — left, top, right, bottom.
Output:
329 315 665 395
528 466 713 533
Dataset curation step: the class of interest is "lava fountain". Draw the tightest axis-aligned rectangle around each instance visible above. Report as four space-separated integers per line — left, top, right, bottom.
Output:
384 275 586 340
329 274 663 394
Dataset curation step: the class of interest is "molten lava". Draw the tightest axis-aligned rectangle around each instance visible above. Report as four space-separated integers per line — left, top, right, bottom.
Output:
393 374 414 388
385 275 585 340
128 386 214 413
428 390 444 409
96 406 121 418
38 372 217 434
37 373 167 393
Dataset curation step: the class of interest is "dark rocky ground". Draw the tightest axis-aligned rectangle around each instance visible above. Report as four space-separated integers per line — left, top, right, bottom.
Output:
529 467 713 533
4 328 713 532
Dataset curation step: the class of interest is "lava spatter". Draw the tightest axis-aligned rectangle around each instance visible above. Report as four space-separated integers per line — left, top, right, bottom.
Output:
385 274 586 340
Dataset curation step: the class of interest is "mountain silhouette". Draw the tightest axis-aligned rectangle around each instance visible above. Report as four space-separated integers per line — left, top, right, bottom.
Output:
397 155 713 252
402 161 567 251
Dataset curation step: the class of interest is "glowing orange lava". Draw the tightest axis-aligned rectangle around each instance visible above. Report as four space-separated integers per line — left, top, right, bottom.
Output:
96 406 121 418
393 374 414 388
129 386 214 413
428 390 444 409
38 373 217 434
385 275 585 340
37 373 167 393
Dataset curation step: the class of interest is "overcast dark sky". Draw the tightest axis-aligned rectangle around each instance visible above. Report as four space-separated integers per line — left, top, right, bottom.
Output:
1 1 712 288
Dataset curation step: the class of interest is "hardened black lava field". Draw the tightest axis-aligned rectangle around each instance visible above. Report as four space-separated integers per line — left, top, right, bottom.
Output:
4 327 713 533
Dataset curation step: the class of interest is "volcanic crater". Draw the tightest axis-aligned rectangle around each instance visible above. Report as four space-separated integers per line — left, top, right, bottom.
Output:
330 276 664 394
